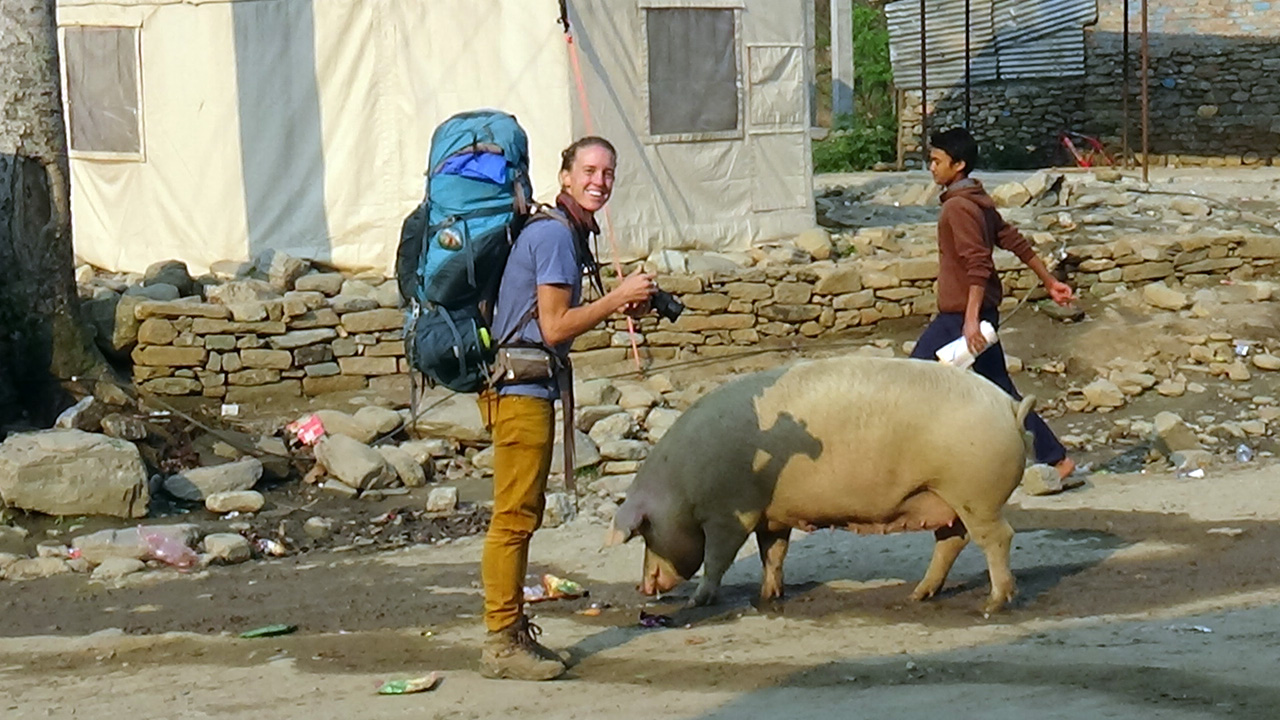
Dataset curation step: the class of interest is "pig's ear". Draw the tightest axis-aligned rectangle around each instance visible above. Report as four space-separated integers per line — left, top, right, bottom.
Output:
604 502 645 547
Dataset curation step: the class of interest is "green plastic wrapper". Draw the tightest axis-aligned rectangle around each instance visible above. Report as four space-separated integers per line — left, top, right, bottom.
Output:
238 624 298 639
377 672 441 695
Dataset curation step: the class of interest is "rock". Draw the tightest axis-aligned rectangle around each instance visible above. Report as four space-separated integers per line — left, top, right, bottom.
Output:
591 473 635 501
125 283 181 302
1110 371 1157 396
1038 300 1086 322
91 557 146 581
1171 197 1211 218
398 439 453 466
553 429 601 470
577 404 625 433
376 446 427 487
71 524 200 564
599 439 649 461
794 228 833 260
1153 411 1202 454
426 486 459 513
205 490 265 514
202 533 252 564
991 182 1031 208
470 445 495 472
1021 464 1082 496
314 435 393 490
0 524 29 552
253 250 310 291
542 492 576 528
255 437 292 479
294 272 345 295
5 557 71 581
1082 379 1125 409
143 260 195 296
1142 282 1188 311
588 412 637 446
309 410 377 444
409 394 489 443
1171 449 1215 472
205 279 280 305
1252 354 1280 371
614 382 662 411
163 457 263 502
1156 378 1187 397
303 517 334 540
354 406 403 438
321 479 358 498
0 430 149 518
100 413 148 441
643 407 682 442
576 379 620 407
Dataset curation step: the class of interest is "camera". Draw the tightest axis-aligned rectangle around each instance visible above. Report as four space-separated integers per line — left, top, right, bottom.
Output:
650 289 685 322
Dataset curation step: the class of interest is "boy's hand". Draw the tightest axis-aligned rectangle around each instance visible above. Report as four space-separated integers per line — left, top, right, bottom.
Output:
1047 279 1075 306
963 318 988 356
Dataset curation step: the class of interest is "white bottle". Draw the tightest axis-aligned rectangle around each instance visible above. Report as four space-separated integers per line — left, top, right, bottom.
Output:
935 320 998 370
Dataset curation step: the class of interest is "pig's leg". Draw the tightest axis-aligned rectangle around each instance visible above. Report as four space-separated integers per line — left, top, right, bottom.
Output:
689 519 752 607
755 524 791 601
910 521 968 602
959 511 1016 614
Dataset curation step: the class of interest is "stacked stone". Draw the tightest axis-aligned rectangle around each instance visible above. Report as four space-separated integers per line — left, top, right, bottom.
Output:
130 272 409 401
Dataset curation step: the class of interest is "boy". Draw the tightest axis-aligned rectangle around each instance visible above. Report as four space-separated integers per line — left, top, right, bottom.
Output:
909 127 1076 480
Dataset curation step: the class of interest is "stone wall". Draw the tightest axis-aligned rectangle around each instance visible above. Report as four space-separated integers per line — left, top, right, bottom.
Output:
899 2 1280 165
122 228 1280 396
128 273 410 401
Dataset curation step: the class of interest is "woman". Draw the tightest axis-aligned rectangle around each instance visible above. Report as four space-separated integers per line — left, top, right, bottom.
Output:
477 137 654 681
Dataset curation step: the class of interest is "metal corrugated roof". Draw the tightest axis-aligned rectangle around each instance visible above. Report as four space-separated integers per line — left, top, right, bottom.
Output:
886 0 1096 89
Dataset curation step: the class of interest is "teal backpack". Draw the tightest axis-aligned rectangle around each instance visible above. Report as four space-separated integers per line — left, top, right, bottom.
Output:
397 110 533 393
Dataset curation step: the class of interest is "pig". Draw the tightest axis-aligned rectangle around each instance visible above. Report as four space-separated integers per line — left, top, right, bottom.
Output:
606 355 1035 614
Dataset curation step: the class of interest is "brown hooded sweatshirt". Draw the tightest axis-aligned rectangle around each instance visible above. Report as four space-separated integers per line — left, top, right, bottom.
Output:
936 178 1037 313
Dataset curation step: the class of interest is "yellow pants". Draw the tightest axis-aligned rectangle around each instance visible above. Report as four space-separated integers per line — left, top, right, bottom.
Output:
477 391 555 633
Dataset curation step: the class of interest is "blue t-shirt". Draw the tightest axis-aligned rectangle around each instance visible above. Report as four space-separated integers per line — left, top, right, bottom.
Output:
491 215 583 399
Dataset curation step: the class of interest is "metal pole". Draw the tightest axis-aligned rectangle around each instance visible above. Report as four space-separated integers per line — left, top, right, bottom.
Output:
1122 0 1130 167
1141 0 1150 183
964 0 972 129
920 0 928 163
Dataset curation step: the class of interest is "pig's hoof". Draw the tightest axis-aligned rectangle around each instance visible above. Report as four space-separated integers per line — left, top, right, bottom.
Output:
688 590 718 607
909 587 937 603
759 583 785 602
981 595 1013 615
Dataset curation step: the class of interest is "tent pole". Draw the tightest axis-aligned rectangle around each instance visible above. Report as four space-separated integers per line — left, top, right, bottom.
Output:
1141 0 1150 183
1122 0 1130 168
919 0 928 163
964 0 971 129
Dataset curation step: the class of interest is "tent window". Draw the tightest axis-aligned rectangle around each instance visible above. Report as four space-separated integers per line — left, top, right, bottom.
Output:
63 26 142 157
646 8 739 139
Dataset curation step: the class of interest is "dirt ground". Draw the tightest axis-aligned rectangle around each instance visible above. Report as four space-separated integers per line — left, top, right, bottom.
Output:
5 460 1280 719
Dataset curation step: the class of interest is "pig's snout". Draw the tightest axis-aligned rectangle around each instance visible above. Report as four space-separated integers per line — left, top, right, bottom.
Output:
641 547 685 595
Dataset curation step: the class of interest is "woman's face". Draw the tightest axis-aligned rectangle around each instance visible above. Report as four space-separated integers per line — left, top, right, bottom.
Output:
559 144 616 213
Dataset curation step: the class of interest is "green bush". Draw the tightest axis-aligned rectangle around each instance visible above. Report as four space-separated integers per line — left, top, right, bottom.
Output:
812 3 897 172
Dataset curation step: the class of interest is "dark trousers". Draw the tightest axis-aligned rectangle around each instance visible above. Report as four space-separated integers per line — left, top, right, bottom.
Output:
910 309 1068 466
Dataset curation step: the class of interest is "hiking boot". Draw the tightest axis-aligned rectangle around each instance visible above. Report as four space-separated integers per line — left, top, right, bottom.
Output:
480 616 566 681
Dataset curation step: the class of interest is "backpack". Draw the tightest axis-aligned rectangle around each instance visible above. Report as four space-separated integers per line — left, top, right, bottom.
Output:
397 110 533 393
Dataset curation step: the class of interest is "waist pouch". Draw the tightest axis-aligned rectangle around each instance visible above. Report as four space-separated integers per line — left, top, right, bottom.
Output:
493 344 561 383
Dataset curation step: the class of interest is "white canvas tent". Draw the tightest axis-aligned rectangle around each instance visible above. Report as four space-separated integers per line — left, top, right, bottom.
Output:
55 0 816 276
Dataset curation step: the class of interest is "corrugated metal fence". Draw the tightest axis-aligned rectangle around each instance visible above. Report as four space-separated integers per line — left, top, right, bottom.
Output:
887 0 1098 89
